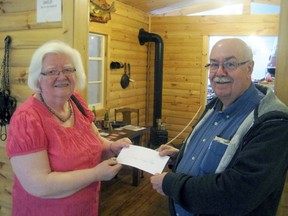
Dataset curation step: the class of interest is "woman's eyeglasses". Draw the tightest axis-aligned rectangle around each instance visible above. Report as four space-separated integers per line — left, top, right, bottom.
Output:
40 68 76 77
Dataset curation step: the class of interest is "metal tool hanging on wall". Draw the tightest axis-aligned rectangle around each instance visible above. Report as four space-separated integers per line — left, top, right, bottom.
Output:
0 36 17 141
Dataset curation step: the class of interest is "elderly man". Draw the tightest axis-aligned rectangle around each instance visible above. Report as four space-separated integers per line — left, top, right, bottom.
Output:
151 38 288 216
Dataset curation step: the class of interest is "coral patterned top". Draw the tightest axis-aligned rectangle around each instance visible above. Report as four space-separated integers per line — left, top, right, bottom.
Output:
6 92 102 216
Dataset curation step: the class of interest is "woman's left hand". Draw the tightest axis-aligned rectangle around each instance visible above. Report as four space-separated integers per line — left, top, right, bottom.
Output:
110 137 132 155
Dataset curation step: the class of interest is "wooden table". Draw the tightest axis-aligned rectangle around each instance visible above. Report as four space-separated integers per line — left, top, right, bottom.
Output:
99 126 150 186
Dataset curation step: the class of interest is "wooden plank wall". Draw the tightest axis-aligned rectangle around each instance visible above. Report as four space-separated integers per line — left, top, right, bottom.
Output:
275 1 288 215
275 0 288 106
89 1 149 124
149 14 279 144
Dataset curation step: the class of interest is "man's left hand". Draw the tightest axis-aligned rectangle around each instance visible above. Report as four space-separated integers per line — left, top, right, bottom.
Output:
150 172 167 196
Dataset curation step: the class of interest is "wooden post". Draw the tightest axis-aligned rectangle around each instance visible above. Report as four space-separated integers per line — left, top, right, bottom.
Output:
274 0 288 106
73 0 89 100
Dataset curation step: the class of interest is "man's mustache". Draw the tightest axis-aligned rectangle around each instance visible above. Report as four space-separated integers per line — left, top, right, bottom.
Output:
211 76 233 83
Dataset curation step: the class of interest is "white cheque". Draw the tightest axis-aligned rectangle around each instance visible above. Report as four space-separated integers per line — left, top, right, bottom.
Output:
117 145 170 175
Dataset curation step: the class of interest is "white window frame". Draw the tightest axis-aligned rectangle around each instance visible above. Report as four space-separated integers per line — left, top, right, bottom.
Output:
88 33 105 109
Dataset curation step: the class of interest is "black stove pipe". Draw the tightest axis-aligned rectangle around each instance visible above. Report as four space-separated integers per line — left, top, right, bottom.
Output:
138 28 164 128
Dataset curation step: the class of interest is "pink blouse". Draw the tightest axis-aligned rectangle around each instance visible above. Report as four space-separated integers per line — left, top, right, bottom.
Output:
6 92 103 216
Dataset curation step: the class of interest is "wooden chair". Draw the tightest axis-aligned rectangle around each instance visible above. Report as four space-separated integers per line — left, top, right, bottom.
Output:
114 108 140 125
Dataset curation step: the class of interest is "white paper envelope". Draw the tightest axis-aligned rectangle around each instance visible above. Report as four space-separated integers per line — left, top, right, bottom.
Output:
117 145 170 175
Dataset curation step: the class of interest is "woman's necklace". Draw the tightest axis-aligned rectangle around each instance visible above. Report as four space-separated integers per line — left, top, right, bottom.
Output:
39 93 73 123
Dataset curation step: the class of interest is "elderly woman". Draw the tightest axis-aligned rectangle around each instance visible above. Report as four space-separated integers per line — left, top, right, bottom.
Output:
6 40 131 216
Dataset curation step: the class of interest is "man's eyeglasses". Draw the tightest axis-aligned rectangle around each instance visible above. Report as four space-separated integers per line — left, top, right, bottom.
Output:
40 68 76 77
205 60 250 72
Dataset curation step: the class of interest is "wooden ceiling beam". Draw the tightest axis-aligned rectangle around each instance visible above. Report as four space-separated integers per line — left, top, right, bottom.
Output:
117 0 281 15
252 0 281 5
155 1 252 16
152 0 245 16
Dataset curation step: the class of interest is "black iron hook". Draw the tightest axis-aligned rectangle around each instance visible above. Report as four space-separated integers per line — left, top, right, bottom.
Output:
4 35 12 45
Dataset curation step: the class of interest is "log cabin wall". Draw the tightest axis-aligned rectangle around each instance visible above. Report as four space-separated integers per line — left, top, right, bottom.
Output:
148 14 279 144
88 1 149 123
0 0 75 103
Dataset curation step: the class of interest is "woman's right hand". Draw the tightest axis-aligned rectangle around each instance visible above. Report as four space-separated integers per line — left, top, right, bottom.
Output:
94 158 122 181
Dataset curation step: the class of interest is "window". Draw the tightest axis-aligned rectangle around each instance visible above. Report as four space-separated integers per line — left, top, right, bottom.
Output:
88 33 105 109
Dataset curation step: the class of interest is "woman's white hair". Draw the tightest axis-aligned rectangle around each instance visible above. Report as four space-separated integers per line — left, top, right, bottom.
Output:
27 40 86 92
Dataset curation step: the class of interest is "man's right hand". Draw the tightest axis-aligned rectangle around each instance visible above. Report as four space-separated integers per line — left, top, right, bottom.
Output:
157 144 179 159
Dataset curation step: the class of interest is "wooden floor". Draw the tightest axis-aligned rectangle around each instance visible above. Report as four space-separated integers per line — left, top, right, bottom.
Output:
99 166 170 216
